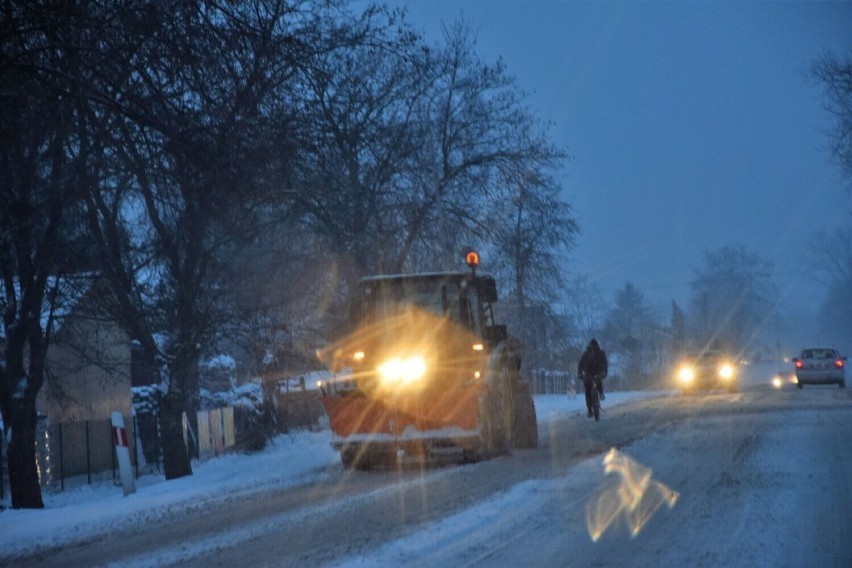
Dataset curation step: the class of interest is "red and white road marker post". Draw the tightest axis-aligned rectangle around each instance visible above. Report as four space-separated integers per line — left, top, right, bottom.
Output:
111 412 136 496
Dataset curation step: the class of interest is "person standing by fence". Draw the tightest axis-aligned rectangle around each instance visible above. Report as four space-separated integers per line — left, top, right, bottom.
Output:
566 376 576 399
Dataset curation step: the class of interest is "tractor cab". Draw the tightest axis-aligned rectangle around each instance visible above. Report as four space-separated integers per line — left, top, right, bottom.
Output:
351 271 506 347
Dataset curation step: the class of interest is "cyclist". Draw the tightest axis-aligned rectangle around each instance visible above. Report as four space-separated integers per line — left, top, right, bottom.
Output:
578 338 608 417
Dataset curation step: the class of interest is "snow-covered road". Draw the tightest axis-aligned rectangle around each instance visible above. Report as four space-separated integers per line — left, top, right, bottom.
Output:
3 366 851 567
339 393 852 567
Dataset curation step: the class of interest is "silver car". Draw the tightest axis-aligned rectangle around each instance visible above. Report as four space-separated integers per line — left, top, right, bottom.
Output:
793 347 847 388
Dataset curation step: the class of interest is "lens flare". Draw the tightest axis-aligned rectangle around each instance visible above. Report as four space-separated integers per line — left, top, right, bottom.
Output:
586 448 679 541
378 356 427 384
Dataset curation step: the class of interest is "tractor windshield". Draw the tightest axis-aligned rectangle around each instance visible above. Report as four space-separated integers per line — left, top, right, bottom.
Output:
354 274 498 340
359 277 465 325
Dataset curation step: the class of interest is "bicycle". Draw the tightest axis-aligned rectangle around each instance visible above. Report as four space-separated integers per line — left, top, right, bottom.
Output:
581 374 602 422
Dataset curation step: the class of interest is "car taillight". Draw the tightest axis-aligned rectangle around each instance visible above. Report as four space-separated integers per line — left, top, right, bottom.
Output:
836 359 845 369
795 360 803 369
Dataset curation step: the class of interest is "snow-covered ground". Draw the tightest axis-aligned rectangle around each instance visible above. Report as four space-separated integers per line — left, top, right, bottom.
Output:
2 361 798 565
336 396 851 568
0 390 658 559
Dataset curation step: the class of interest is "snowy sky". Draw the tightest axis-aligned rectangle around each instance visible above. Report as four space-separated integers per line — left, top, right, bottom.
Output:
384 0 852 318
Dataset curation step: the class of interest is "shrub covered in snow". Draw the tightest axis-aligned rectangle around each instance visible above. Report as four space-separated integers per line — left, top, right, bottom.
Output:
200 381 263 412
202 354 238 392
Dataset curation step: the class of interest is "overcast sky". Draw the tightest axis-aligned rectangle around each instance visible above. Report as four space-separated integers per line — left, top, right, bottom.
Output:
386 0 852 322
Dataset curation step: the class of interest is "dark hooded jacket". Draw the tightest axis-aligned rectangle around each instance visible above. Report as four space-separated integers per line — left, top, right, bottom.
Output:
578 339 608 379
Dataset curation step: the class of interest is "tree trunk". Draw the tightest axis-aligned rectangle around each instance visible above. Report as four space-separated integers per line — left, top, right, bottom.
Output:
2 315 46 509
159 391 192 480
5 396 44 509
158 336 199 481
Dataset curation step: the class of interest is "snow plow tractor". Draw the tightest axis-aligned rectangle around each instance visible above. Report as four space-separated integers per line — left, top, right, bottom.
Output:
318 252 538 470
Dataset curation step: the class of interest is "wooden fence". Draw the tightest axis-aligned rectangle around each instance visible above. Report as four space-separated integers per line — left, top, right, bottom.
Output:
195 407 236 459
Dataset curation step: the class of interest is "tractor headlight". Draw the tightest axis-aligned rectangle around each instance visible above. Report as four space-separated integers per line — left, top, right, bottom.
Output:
378 356 427 385
678 367 694 384
719 364 734 379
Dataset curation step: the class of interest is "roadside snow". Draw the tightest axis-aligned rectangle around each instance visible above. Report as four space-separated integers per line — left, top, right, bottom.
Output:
0 391 658 560
0 430 339 558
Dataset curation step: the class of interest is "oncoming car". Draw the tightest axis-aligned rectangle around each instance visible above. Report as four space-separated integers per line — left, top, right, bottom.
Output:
674 351 738 394
793 347 846 388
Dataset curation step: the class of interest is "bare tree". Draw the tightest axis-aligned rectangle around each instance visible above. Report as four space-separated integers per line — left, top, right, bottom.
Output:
563 275 607 345
810 50 852 348
1 1 584 497
488 168 578 354
810 226 852 348
0 1 93 508
294 5 427 279
80 0 339 479
601 282 663 387
398 21 577 275
670 300 688 356
811 50 852 178
294 16 580 340
688 244 777 355
810 226 852 287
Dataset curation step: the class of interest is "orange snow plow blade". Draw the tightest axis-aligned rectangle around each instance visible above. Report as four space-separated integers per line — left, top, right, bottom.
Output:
322 385 479 439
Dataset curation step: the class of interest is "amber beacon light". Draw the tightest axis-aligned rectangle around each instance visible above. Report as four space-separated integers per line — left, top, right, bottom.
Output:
466 251 480 271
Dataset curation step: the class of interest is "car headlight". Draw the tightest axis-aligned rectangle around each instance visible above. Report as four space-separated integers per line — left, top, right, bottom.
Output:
678 367 694 383
378 356 426 385
718 364 734 379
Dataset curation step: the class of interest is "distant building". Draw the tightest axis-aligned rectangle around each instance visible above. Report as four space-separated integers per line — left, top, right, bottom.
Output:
0 275 135 488
38 277 132 423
